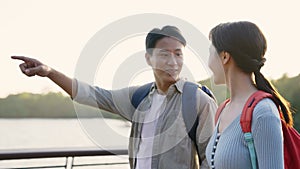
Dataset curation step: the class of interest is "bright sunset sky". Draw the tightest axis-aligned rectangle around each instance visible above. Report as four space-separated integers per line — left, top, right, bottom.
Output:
1 0 299 98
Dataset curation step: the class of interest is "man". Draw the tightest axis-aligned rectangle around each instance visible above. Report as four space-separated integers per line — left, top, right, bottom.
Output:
12 25 217 169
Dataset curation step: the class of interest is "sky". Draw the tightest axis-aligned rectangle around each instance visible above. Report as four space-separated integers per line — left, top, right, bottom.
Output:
1 0 300 98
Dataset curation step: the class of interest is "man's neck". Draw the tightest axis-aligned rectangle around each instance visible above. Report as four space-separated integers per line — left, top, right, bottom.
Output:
155 79 178 95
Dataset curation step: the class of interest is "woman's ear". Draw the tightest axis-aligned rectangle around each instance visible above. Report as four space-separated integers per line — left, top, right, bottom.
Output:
145 52 152 66
221 51 231 65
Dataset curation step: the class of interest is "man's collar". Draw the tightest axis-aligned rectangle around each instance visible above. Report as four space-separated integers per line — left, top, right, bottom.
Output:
150 78 186 95
173 78 185 93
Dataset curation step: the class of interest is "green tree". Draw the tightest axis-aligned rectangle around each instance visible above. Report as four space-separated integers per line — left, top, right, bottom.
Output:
272 74 300 131
0 92 121 119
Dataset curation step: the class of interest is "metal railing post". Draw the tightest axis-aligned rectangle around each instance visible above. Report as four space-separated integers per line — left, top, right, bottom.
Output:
65 156 75 169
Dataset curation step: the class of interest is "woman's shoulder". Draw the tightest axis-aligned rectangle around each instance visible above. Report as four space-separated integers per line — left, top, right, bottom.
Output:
252 98 281 121
251 98 283 143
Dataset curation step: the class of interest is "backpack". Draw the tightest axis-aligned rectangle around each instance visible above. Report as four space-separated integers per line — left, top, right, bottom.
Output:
215 90 300 169
131 81 215 162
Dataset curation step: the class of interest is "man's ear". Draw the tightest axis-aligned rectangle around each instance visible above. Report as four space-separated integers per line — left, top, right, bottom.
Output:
145 52 152 66
220 51 231 65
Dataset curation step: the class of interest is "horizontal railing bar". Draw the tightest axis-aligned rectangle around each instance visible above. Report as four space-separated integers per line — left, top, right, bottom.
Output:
0 148 128 160
70 162 129 168
2 162 130 169
4 165 66 169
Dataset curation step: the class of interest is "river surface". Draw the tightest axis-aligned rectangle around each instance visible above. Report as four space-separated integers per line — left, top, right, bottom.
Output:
0 118 131 168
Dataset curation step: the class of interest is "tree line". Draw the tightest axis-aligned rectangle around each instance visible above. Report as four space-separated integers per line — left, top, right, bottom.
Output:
0 92 121 119
1 74 299 131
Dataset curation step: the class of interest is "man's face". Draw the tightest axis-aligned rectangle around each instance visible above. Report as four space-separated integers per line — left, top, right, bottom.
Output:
146 37 184 84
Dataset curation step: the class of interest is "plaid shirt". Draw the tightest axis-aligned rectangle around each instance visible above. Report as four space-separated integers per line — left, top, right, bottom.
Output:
73 79 217 169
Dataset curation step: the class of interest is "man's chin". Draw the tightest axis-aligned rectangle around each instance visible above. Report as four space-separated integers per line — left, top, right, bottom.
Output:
154 71 180 83
166 74 179 82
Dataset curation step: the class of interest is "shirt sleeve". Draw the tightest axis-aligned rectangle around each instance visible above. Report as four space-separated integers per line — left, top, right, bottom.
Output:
196 89 218 169
252 98 284 169
72 79 137 121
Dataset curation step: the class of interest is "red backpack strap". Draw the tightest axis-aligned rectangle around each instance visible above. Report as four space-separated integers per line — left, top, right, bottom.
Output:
215 99 230 125
240 91 274 133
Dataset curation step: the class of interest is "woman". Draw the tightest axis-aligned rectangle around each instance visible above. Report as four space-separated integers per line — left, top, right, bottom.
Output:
205 21 293 169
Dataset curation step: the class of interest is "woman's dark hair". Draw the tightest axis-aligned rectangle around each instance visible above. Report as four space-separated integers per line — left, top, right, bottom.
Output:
210 21 293 126
145 25 186 55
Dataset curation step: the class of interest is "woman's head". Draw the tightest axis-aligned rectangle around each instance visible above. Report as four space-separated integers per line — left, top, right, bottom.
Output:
209 21 294 126
210 21 267 74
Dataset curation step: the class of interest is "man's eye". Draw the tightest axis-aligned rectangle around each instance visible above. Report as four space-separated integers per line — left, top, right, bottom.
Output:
160 53 170 57
176 53 183 57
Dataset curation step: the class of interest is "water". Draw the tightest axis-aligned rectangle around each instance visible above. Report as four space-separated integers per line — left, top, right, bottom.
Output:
0 118 131 168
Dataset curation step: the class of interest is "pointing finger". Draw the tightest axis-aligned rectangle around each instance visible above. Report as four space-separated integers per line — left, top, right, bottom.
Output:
11 56 31 62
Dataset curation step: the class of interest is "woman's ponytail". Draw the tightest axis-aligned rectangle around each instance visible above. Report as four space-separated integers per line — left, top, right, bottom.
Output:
254 71 294 126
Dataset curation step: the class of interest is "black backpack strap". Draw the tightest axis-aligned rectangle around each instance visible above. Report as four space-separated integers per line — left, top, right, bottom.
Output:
131 82 153 109
182 81 199 146
201 85 216 101
182 81 215 164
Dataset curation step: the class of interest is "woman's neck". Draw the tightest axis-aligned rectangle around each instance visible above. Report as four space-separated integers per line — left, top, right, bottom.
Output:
226 71 257 103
